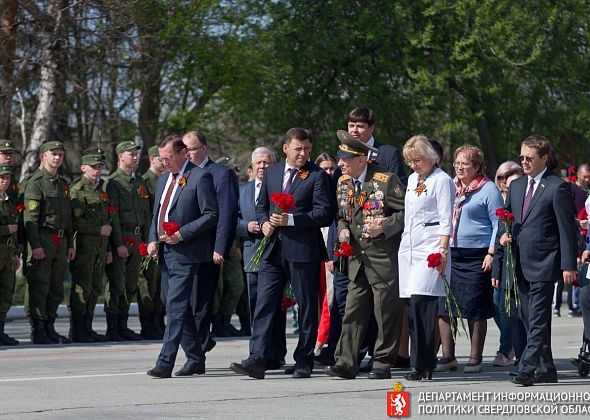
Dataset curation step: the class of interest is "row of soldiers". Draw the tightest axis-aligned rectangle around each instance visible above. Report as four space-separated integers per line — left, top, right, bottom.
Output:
0 139 167 345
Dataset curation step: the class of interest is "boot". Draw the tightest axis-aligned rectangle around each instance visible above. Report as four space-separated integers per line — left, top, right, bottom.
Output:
45 315 71 344
139 313 160 340
237 315 251 337
0 321 19 345
29 318 54 345
86 313 108 342
69 315 94 343
118 313 143 341
152 311 164 339
212 314 230 337
105 314 125 342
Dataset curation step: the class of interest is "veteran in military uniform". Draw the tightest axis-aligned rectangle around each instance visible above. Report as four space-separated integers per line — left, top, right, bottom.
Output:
69 152 111 342
324 131 405 380
24 141 74 344
137 145 165 339
0 164 24 345
104 141 151 341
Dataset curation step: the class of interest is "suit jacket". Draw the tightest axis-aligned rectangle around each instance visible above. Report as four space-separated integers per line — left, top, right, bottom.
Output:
237 180 263 272
373 138 407 185
149 161 218 264
336 164 405 284
256 160 333 262
492 170 577 283
202 159 239 257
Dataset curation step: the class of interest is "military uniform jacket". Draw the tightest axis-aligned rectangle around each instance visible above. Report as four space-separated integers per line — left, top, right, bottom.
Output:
336 163 405 284
142 169 158 212
23 169 74 249
71 176 110 240
105 168 150 248
0 194 24 256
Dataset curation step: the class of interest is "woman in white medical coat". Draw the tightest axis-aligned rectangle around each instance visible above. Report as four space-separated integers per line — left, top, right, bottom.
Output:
398 135 455 380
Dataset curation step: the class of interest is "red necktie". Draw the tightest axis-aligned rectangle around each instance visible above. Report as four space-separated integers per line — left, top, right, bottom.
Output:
158 173 178 236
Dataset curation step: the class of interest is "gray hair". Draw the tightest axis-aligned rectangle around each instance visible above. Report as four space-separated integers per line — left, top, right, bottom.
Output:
251 146 276 164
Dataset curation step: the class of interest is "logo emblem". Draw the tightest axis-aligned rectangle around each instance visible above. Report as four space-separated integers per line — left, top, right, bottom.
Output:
387 382 409 417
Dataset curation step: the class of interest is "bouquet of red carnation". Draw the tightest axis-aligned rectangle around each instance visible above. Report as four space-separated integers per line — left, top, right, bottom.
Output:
245 193 296 271
162 221 181 237
13 203 26 216
138 241 159 272
496 208 519 315
281 283 296 311
334 241 353 273
427 252 467 338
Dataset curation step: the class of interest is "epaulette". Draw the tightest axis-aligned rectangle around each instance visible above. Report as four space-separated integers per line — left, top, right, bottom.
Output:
373 172 390 183
338 174 351 184
29 171 43 181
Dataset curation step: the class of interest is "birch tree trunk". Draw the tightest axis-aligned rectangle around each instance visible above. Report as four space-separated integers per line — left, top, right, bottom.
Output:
0 0 17 139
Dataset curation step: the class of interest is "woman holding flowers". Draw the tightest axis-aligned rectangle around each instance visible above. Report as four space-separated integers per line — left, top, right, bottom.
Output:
436 145 503 374
398 135 455 380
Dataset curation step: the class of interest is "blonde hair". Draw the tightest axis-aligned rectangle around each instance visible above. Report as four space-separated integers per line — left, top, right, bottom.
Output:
403 134 438 162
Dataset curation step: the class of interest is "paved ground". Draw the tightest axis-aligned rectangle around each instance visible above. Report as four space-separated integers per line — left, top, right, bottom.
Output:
1 315 588 419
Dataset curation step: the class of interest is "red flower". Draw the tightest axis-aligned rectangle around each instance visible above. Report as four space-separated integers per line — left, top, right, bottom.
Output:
427 252 442 268
13 203 26 215
495 208 506 218
162 221 180 236
503 211 514 222
107 206 118 213
281 296 296 311
578 208 588 220
51 233 62 248
138 242 149 257
336 242 353 257
567 174 577 183
270 192 296 212
568 165 576 175
123 236 136 247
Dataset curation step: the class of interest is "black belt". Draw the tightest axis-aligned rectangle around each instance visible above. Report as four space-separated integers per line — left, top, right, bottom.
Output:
122 226 141 235
42 227 65 237
424 222 440 227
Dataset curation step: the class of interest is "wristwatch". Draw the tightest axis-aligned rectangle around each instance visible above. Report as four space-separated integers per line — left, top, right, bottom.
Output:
438 247 448 255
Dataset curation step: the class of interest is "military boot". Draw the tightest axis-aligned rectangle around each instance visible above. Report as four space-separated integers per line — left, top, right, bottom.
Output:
139 313 160 340
46 316 71 344
0 321 19 345
86 313 108 342
105 314 125 342
69 316 94 343
118 314 143 341
29 318 53 345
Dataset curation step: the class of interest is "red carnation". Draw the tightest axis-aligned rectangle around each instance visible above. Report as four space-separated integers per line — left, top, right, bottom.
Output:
504 211 514 222
51 233 62 248
107 206 118 213
495 208 506 218
567 174 577 183
578 208 588 220
162 221 180 236
281 296 296 311
123 236 136 247
270 192 296 212
13 203 26 215
568 165 576 175
427 252 442 269
338 242 353 257
138 242 149 257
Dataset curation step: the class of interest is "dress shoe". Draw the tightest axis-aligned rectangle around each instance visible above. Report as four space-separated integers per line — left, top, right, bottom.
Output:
404 368 432 381
533 372 558 384
463 358 482 373
434 357 458 372
229 359 265 379
292 365 312 378
367 368 391 379
511 373 534 387
393 356 410 369
265 359 285 370
147 366 172 378
324 365 356 379
284 365 295 375
175 362 205 376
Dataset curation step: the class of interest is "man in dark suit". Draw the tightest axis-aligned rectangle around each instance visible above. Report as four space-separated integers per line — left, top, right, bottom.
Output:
230 128 333 379
492 134 578 387
146 135 218 378
181 131 239 354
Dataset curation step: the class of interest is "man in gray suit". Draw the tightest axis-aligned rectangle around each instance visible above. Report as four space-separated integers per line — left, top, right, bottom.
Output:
146 135 218 378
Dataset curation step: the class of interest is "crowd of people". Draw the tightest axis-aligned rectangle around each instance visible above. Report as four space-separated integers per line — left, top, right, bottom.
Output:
0 107 589 387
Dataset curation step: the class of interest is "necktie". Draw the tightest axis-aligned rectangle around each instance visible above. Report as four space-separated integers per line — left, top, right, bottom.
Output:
158 173 178 236
254 182 261 204
355 180 362 196
283 168 298 193
522 178 535 219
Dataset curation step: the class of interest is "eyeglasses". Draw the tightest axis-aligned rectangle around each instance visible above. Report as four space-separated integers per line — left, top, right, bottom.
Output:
404 158 423 166
187 145 205 153
158 154 176 164
519 155 535 163
452 161 472 169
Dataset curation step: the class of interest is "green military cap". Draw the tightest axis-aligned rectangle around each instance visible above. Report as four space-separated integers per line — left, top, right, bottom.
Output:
0 164 13 176
336 130 378 158
39 140 66 153
81 154 105 165
0 140 16 152
83 147 105 156
148 145 159 158
115 140 140 153
215 156 240 171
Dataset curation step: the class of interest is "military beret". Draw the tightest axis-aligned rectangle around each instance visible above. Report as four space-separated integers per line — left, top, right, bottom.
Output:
148 145 159 158
115 141 140 153
0 140 16 152
81 154 105 165
0 164 13 176
39 141 66 153
335 130 378 159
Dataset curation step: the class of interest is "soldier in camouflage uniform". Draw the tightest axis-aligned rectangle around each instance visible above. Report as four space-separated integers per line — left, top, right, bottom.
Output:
0 164 24 345
24 141 74 344
104 141 150 341
69 152 112 342
137 145 165 339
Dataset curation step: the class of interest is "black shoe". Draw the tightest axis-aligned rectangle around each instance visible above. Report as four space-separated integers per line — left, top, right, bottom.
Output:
511 373 534 387
368 367 391 379
324 365 356 379
284 365 295 375
404 368 433 381
533 372 558 384
292 365 312 378
265 359 284 370
314 354 335 366
229 359 265 379
393 356 410 369
0 332 19 345
45 317 71 344
358 359 373 373
29 319 54 345
174 362 205 376
147 366 172 378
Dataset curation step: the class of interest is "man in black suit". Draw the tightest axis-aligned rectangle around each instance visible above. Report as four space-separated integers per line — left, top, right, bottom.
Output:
492 134 578 386
230 128 333 379
146 136 218 378
181 131 239 354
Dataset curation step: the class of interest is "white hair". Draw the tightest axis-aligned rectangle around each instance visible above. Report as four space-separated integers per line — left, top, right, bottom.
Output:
251 147 276 164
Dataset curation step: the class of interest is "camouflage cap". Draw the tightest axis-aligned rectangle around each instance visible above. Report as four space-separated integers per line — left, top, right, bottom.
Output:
81 154 105 166
0 140 16 152
115 141 140 153
335 130 377 159
148 145 159 158
215 156 240 171
0 164 13 176
39 140 66 153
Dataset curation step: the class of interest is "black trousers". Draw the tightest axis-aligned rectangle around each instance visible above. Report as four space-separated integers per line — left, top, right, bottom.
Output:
406 295 438 371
